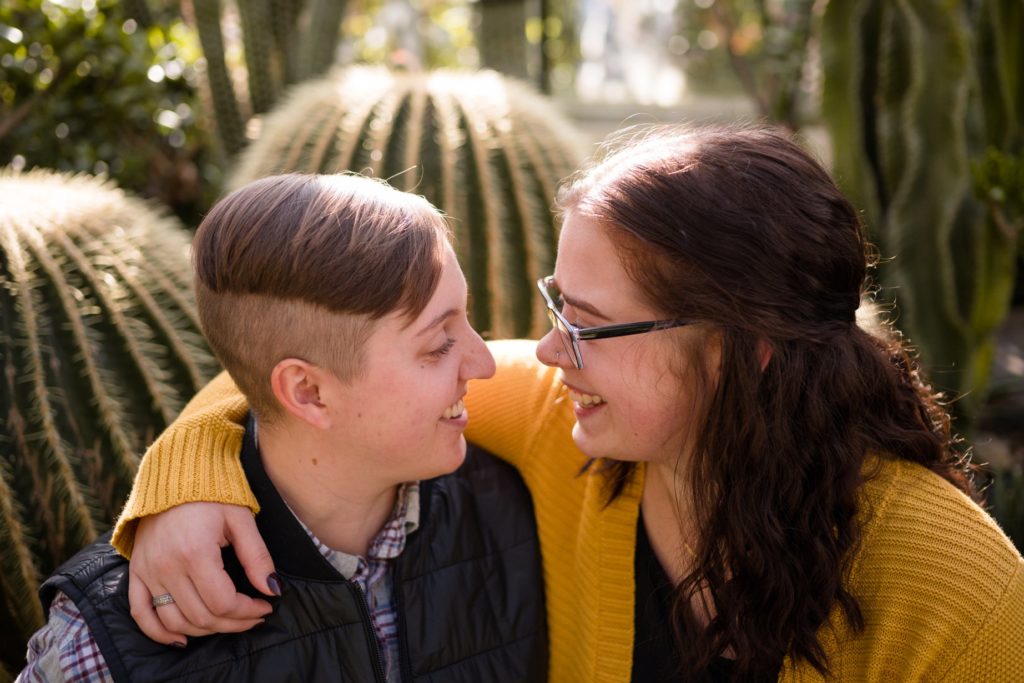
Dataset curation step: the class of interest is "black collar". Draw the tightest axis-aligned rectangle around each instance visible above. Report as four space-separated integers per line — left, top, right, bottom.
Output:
240 415 346 581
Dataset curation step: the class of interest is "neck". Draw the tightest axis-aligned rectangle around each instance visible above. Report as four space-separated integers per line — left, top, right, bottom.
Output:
258 421 397 556
642 459 726 641
640 460 695 582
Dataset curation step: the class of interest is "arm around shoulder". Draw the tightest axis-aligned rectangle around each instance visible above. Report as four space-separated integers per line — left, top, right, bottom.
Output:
465 340 566 472
111 370 255 557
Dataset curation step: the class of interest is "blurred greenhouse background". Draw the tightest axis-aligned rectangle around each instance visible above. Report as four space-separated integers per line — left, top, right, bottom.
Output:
1 0 1022 678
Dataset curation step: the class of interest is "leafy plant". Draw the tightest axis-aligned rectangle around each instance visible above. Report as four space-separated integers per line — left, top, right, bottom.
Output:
0 0 219 225
678 0 824 127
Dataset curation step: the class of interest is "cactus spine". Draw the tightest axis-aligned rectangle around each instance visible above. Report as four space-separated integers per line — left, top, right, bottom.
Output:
821 0 1023 426
0 169 219 670
229 67 584 339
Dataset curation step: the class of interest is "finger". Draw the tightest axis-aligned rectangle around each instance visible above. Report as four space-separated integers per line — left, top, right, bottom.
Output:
151 565 266 634
186 551 274 622
155 573 266 636
128 574 187 647
225 509 279 598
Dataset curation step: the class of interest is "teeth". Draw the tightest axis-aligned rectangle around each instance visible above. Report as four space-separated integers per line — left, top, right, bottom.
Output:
568 389 605 407
442 399 465 419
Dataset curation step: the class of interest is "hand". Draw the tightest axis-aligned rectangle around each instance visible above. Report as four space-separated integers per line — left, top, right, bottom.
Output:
128 502 277 646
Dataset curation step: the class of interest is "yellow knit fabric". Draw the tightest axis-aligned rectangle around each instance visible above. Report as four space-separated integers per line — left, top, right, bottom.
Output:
113 340 1024 682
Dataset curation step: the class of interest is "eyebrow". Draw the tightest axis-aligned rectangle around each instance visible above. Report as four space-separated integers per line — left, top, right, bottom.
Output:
415 308 459 336
559 288 610 322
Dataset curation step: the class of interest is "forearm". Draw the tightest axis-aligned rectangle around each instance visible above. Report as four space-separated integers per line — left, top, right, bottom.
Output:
112 371 254 557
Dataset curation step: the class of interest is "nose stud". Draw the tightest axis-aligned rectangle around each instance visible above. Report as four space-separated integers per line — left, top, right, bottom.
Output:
555 350 561 362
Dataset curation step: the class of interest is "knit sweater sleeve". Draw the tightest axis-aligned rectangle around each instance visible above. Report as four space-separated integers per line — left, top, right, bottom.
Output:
786 459 1024 682
938 558 1024 681
111 370 253 558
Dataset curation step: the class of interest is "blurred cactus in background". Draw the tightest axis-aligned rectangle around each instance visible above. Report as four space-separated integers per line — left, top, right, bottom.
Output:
821 0 1023 428
186 0 351 158
228 66 584 339
0 169 219 675
821 0 1023 547
478 0 532 81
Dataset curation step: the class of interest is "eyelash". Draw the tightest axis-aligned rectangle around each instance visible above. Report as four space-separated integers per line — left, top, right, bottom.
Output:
429 337 456 358
560 301 584 327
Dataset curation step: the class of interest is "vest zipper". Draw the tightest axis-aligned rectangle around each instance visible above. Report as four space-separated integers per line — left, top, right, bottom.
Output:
391 561 414 682
350 582 387 683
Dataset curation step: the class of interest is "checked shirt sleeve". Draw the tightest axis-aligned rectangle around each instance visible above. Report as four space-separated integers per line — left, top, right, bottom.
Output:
17 592 114 683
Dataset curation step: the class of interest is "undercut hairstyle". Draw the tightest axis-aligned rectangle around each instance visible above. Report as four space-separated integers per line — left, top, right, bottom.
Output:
193 173 450 420
557 124 975 680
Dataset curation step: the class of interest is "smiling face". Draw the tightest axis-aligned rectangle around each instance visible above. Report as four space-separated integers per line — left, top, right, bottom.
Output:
536 211 714 466
321 245 496 484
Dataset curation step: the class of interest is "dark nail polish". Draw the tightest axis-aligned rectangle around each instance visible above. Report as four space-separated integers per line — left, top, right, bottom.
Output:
267 572 282 596
172 641 186 649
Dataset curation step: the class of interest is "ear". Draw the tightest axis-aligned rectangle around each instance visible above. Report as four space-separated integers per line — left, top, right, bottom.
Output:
756 338 774 372
269 359 333 430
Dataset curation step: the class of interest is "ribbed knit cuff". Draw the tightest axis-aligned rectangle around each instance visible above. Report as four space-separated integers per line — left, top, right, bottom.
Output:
111 424 258 557
110 371 259 558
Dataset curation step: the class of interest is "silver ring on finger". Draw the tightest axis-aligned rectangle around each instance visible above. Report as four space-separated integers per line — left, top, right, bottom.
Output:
152 592 175 608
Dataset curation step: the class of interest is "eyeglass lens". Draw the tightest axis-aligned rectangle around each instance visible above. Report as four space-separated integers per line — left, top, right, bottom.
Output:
545 307 580 368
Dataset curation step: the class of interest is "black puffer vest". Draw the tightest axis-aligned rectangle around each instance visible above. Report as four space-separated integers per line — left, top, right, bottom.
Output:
40 430 547 682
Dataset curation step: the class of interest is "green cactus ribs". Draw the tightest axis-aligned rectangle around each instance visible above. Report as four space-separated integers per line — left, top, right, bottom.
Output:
0 169 220 672
229 67 585 340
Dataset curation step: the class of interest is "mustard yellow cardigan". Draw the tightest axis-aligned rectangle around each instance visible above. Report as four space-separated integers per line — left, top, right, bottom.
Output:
114 340 1024 682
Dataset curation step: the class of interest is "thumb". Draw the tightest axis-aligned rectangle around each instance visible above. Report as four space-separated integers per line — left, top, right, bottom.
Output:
224 508 279 597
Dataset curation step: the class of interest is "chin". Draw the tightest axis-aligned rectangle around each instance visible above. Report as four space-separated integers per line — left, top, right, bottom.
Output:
571 425 608 460
429 436 468 478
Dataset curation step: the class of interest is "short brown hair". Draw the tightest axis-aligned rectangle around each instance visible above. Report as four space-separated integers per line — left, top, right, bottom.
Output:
193 173 450 419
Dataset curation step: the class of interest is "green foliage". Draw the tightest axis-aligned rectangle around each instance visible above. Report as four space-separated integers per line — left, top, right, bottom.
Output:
677 0 823 126
0 0 220 225
229 66 584 338
821 0 1023 428
0 168 219 671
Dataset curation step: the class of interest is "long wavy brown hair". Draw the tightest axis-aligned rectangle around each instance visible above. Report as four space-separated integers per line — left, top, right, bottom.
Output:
557 124 976 679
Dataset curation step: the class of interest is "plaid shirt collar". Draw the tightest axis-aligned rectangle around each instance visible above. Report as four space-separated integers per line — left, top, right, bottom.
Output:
298 482 420 578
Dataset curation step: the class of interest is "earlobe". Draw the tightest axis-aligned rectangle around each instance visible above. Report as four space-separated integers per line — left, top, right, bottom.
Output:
270 360 331 429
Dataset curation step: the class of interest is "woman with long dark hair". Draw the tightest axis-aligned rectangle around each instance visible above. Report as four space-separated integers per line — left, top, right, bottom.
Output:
112 125 1023 681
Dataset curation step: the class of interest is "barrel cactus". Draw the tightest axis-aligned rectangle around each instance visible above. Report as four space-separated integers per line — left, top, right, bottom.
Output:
190 0 351 157
821 0 1023 426
0 169 219 672
229 67 585 339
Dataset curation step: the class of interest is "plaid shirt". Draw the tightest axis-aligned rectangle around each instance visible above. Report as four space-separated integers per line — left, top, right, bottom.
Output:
18 483 420 683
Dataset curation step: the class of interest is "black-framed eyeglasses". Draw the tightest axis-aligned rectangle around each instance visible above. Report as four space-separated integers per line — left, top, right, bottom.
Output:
536 275 692 369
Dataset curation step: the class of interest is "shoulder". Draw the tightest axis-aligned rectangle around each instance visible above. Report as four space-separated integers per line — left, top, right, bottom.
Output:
856 458 1021 582
487 339 542 366
42 535 127 610
20 591 113 683
484 339 560 396
845 458 1024 677
427 445 535 533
